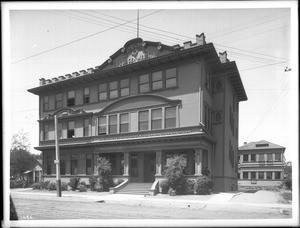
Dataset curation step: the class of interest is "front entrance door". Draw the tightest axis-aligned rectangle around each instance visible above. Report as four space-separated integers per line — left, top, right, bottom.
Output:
144 153 156 183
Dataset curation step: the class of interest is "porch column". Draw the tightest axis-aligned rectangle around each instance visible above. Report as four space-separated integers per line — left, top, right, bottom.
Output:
123 152 129 176
155 150 162 175
194 148 203 175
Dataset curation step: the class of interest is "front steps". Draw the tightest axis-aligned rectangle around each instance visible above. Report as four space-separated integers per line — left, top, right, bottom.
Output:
116 182 153 195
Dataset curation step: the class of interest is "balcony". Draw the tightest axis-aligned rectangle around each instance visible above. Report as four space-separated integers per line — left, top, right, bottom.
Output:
38 125 213 149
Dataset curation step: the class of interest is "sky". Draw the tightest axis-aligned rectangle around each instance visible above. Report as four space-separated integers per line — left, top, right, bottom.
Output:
3 1 298 164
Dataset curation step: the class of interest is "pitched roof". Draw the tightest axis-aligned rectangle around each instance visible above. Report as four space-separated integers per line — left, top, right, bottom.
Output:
239 140 285 151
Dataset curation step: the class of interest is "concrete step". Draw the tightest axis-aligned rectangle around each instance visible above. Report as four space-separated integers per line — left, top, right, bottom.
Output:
116 183 152 195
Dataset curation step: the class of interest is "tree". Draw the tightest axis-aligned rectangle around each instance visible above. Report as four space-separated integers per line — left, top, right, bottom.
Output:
96 157 113 191
10 131 36 179
283 162 292 190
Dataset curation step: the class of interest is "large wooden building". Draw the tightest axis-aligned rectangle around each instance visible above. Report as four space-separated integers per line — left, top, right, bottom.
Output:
28 33 247 192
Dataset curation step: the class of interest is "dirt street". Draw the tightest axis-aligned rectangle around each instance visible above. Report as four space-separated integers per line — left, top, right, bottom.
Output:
10 191 291 221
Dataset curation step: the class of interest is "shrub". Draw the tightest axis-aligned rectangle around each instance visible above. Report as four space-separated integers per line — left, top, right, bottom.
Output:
30 182 41 190
160 180 169 194
94 181 104 192
47 182 57 191
185 179 196 195
39 180 50 190
68 177 81 191
78 181 87 192
164 155 187 195
168 188 177 196
10 179 30 189
61 182 69 191
96 157 113 191
283 178 292 190
10 195 18 220
88 175 98 191
194 176 213 195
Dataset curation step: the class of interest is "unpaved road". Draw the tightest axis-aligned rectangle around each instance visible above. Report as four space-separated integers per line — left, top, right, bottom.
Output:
10 191 291 220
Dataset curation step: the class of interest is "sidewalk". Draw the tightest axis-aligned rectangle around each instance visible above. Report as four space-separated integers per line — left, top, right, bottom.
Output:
11 188 292 209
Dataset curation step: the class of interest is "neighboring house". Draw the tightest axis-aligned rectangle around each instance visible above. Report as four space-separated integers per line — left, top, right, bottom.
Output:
238 140 286 187
28 33 247 192
23 159 43 183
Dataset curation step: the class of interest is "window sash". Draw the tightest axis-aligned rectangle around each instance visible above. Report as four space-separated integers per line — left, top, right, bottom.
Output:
120 78 129 88
266 172 272 179
251 172 256 179
258 172 264 179
109 89 118 99
275 172 281 179
139 83 150 93
250 154 256 162
152 81 163 90
68 90 75 98
151 109 162 130
165 107 176 129
275 153 281 161
43 96 49 111
99 92 107 100
83 119 89 136
121 87 130 97
109 115 118 134
98 117 107 135
243 172 248 179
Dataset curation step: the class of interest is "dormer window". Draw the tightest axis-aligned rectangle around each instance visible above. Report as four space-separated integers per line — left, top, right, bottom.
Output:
152 71 163 91
109 81 118 99
139 74 150 93
120 78 130 97
84 87 90 104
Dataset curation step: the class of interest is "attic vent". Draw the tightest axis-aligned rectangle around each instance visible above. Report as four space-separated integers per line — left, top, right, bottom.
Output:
255 143 269 147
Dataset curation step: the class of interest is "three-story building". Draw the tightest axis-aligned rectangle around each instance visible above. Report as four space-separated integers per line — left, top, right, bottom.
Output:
28 33 247 192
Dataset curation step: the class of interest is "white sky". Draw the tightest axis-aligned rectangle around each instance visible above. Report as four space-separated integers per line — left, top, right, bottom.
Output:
3 1 298 164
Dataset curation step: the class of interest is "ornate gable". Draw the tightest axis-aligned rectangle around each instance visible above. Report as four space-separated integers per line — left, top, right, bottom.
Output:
97 38 175 71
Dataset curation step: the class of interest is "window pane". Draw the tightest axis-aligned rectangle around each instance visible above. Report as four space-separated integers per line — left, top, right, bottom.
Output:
140 83 149 93
166 78 177 88
120 113 129 123
99 83 107 92
139 111 149 121
120 78 129 88
110 90 118 99
152 71 162 81
166 68 176 79
243 155 248 162
68 90 75 98
267 154 273 161
99 92 107 100
152 120 162 130
152 81 163 90
266 172 272 179
165 107 176 118
243 172 248 179
56 93 62 100
275 153 281 161
139 121 148 131
44 96 49 102
99 117 106 125
250 154 256 161
165 118 176 129
259 154 265 161
109 125 117 134
152 109 162 119
109 115 117 134
140 74 149 84
109 81 118 90
109 115 117 125
258 172 264 179
275 172 281 179
251 172 256 179
84 87 89 95
120 124 129 133
121 88 130 97
68 121 74 129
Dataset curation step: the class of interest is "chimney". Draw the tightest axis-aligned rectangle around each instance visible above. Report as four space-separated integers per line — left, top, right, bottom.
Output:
45 79 52 84
65 74 73 79
219 51 229 63
196 33 206 46
58 76 65 81
39 78 45 86
79 70 87 75
52 77 59 82
72 72 80 77
183 41 192 49
87 68 94 74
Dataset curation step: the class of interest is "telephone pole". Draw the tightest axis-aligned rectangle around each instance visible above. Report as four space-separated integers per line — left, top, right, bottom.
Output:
54 114 62 197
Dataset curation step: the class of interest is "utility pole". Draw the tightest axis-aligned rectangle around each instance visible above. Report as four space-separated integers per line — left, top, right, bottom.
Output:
54 114 62 197
137 10 139 38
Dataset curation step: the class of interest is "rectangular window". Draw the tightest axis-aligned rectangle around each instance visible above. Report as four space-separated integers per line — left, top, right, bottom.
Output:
46 156 52 175
99 83 108 101
109 115 118 134
98 117 107 135
83 119 89 137
275 153 281 161
275 172 281 179
243 155 249 162
267 154 273 161
44 124 49 140
139 110 149 131
165 68 177 88
86 154 92 175
152 71 163 90
55 93 63 109
84 87 90 104
67 90 75 107
250 154 256 162
60 156 66 175
43 96 49 111
120 113 129 133
67 121 75 138
109 81 118 99
251 172 256 179
139 74 150 93
259 154 265 162
151 108 162 130
165 107 176 129
120 78 130 97
57 123 62 139
266 172 272 179
243 172 248 179
71 155 78 175
258 172 264 179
